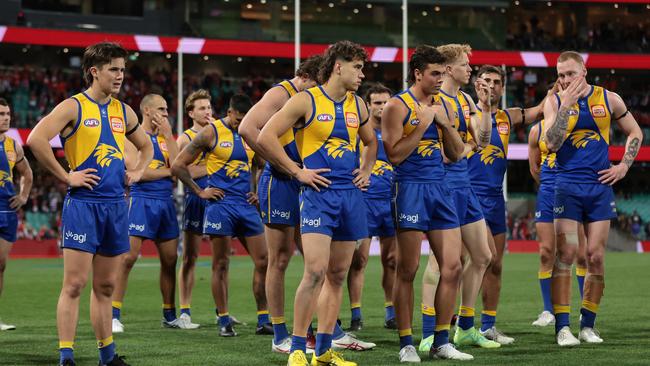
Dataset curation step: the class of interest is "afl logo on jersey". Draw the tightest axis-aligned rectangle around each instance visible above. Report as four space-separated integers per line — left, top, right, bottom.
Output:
317 114 334 122
220 141 233 148
83 118 100 127
591 104 606 118
345 112 359 128
497 122 510 135
410 119 420 126
110 117 125 133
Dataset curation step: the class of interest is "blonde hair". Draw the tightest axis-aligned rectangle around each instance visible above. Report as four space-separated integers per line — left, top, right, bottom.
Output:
436 44 472 64
557 51 585 65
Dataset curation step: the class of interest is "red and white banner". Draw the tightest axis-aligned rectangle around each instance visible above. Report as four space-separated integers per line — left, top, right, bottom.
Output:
0 26 649 69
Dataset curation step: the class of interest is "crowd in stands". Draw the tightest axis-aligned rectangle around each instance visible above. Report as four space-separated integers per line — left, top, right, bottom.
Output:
507 17 649 53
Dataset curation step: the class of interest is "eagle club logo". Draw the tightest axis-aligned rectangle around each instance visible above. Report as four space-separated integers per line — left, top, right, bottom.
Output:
497 122 510 135
317 114 334 122
110 117 124 133
345 112 358 128
591 104 606 118
83 118 99 127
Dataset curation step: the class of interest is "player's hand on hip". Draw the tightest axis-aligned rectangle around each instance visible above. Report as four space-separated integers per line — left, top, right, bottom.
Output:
9 195 27 209
247 191 259 205
126 169 144 186
68 168 100 190
352 168 371 191
598 164 628 185
199 187 225 200
297 167 331 192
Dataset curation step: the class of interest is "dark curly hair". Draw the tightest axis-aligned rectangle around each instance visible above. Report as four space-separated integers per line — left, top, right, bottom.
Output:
407 45 447 84
318 40 368 83
296 54 324 83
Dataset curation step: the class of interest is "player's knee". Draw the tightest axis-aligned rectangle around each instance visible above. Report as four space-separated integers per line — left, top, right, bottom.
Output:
539 245 554 267
587 251 604 271
557 247 576 265
326 266 348 288
440 259 463 283
351 254 368 272
93 280 114 298
182 251 198 269
161 253 178 271
272 254 290 273
123 253 139 270
0 259 6 273
396 262 419 283
489 260 503 277
254 254 268 273
304 267 326 289
382 253 396 271
63 278 88 298
212 257 230 274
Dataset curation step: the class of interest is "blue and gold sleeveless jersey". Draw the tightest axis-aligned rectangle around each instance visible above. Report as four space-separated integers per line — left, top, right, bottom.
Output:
440 90 472 188
129 133 173 199
362 128 393 199
467 108 511 196
555 85 612 184
392 89 445 184
206 118 255 202
295 86 363 189
62 92 127 200
538 120 557 185
0 137 17 211
265 80 302 177
183 127 209 190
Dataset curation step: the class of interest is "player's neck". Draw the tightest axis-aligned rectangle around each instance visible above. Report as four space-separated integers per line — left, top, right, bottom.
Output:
85 86 112 105
142 118 157 135
370 117 381 131
289 76 304 91
321 80 348 102
190 120 205 131
409 85 433 104
440 78 461 97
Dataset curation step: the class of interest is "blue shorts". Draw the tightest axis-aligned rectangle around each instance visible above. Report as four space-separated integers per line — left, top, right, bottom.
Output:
183 192 206 234
475 193 507 235
535 184 555 223
203 200 264 237
394 182 459 231
300 188 368 241
61 197 130 256
554 183 616 223
0 211 18 243
364 197 396 238
128 196 179 240
450 187 484 227
258 172 300 226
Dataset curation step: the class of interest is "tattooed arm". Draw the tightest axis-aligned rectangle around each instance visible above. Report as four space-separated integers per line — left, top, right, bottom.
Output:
171 125 224 200
598 91 644 185
470 80 492 148
544 78 588 151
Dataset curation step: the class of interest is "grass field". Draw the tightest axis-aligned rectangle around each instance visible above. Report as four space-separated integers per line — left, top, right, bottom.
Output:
0 253 649 365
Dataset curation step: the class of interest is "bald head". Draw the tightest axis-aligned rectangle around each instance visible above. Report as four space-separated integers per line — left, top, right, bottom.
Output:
140 94 168 125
